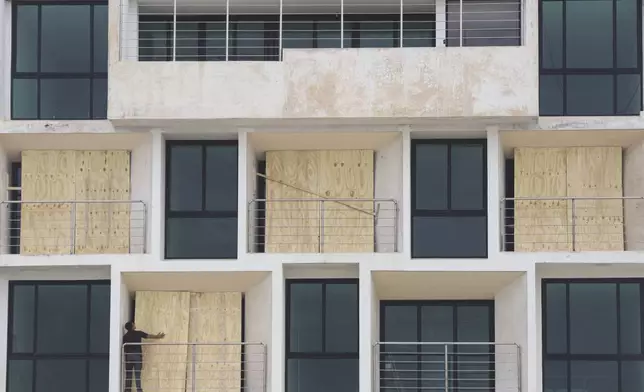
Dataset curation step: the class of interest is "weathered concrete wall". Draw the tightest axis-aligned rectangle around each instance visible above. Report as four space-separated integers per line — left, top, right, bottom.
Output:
624 141 644 250
108 46 538 120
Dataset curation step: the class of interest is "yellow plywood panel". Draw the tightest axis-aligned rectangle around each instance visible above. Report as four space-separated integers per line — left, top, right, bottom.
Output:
265 151 320 253
318 150 374 252
567 147 624 251
20 151 76 255
105 151 131 253
187 293 242 392
134 291 191 392
514 148 571 251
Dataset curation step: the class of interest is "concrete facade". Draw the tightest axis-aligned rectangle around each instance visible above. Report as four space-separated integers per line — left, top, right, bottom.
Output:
0 1 644 392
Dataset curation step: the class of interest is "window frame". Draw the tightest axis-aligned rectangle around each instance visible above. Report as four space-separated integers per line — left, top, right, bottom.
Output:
285 279 359 392
10 0 108 120
410 139 488 258
164 140 239 259
6 280 110 392
542 279 644 392
380 300 495 392
538 0 643 115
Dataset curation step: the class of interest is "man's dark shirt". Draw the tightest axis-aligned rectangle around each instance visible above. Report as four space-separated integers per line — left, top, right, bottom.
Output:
123 330 149 355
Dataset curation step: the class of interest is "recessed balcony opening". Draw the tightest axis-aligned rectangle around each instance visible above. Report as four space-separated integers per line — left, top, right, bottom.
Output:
372 271 527 392
0 133 151 256
120 271 272 392
245 132 402 254
119 0 522 61
500 130 644 252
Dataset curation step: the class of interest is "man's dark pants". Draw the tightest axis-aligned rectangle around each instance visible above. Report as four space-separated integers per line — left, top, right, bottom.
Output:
124 353 143 392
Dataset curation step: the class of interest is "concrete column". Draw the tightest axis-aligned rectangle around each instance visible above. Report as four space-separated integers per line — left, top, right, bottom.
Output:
149 131 165 259
401 128 412 258
270 267 284 392
108 269 124 392
359 264 375 392
0 278 9 392
487 127 502 258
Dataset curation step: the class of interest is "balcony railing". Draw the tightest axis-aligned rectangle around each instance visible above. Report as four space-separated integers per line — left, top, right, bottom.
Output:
248 198 398 253
374 342 521 392
1 200 147 255
501 196 644 252
122 342 267 392
120 0 521 61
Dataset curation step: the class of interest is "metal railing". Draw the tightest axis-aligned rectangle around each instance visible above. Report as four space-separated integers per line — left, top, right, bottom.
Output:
122 342 267 392
374 342 521 392
501 196 644 252
120 0 521 61
1 200 147 255
248 198 398 253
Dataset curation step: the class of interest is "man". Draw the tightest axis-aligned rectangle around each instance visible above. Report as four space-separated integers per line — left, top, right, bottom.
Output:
123 321 166 392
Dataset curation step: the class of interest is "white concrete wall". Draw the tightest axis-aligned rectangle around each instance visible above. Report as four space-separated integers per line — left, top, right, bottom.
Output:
131 134 153 253
375 135 403 253
495 273 528 392
108 47 538 120
245 274 272 392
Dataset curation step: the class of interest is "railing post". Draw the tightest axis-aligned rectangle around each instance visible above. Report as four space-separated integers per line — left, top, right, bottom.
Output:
340 0 344 48
142 202 148 253
319 200 325 253
500 199 506 252
225 0 230 61
393 201 399 252
172 0 177 61
399 0 403 47
279 0 283 60
70 202 76 254
443 344 449 392
459 0 463 46
191 344 197 392
571 198 576 251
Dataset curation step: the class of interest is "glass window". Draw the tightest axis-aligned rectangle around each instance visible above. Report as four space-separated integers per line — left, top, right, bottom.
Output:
36 359 86 392
11 285 35 353
415 144 448 210
8 360 33 392
544 360 567 392
566 75 614 116
205 145 238 212
90 285 110 354
571 361 618 392
37 285 88 354
289 283 323 352
541 1 563 69
565 0 613 69
205 22 226 60
620 285 641 354
286 280 359 392
165 217 237 259
539 75 564 116
325 283 358 352
617 74 642 115
569 283 617 354
287 359 359 392
89 359 109 392
450 144 484 210
169 145 203 211
447 0 520 47
139 21 170 61
545 283 567 354
40 79 91 120
412 216 487 258
15 6 38 73
622 361 644 392
11 3 108 120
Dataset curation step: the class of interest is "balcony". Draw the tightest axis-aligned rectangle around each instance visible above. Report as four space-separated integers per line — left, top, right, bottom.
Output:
374 342 521 392
109 0 536 120
248 197 398 253
501 196 644 252
1 200 147 255
122 342 267 392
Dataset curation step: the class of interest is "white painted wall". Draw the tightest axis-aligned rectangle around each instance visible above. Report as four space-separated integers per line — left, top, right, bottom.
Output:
375 135 403 253
245 273 272 392
495 273 528 392
131 134 153 253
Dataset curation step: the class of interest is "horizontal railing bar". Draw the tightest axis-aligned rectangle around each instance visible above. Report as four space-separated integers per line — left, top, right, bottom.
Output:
2 199 146 204
376 341 518 346
502 196 644 201
123 342 265 346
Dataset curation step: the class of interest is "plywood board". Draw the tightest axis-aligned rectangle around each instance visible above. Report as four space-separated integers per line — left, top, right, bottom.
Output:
318 150 375 252
514 148 571 251
265 151 320 252
133 291 191 392
566 147 624 251
20 151 76 255
187 293 243 392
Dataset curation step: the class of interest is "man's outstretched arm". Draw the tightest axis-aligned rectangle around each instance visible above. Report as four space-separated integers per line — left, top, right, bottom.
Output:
143 332 166 339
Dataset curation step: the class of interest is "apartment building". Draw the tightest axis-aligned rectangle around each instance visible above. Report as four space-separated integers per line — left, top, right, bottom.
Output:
0 0 641 391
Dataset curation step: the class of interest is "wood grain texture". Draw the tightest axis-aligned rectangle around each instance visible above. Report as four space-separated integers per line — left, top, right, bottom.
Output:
265 151 320 253
566 147 624 251
187 293 243 392
133 291 191 392
514 148 571 251
20 151 76 255
318 150 374 252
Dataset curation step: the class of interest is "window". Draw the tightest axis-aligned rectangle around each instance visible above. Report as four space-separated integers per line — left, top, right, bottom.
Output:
539 0 642 115
165 141 238 259
286 280 359 392
11 2 108 120
7 281 110 392
380 301 494 392
411 140 487 258
446 0 520 46
543 280 644 392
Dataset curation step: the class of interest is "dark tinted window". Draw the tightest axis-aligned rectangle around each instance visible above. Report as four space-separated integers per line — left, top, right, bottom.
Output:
8 282 110 392
543 280 644 392
286 280 359 392
165 142 238 259
540 0 641 115
412 140 487 258
11 3 107 119
446 0 520 47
